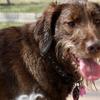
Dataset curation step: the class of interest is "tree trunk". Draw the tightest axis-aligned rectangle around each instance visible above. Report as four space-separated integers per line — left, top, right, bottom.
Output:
7 0 11 5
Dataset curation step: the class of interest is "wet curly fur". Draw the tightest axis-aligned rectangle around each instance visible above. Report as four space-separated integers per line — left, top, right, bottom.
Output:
0 0 100 100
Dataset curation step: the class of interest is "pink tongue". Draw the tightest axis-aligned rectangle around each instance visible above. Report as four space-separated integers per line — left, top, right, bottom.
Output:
79 58 100 81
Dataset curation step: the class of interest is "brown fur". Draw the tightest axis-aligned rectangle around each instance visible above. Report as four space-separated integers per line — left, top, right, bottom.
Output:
0 1 100 100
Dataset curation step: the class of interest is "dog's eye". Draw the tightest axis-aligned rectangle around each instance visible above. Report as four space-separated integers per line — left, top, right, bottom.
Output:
95 19 100 25
67 21 76 27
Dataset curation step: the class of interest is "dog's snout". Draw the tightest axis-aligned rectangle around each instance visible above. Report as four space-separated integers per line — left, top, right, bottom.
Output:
87 41 100 53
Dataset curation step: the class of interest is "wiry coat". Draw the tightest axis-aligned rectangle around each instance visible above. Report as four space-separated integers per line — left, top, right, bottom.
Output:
0 1 100 100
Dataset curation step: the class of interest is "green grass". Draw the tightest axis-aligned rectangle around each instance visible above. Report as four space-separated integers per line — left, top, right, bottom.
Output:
0 0 99 29
0 0 50 4
0 22 24 29
0 0 50 29
0 0 50 13
0 3 49 13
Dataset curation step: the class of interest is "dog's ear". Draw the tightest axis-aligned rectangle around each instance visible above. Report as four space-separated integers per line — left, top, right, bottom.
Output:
34 3 62 55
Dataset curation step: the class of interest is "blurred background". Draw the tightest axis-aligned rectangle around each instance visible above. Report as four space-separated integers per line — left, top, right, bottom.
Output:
0 0 100 29
0 0 100 100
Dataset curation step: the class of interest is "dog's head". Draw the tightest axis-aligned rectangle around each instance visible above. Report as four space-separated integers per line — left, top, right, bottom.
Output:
34 0 100 81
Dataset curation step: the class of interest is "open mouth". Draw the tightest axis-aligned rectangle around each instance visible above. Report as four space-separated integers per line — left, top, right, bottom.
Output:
78 58 100 81
62 46 100 81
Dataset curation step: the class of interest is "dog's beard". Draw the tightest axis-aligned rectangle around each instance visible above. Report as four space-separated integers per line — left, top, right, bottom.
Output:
55 40 75 60
56 40 100 81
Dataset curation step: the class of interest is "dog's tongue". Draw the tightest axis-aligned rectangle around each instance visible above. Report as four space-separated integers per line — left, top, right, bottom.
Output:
79 58 100 81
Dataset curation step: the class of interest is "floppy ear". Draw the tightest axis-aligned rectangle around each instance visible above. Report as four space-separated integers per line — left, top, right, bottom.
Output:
34 3 61 55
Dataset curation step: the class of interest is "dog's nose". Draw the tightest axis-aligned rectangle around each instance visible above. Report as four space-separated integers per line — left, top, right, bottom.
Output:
87 41 100 53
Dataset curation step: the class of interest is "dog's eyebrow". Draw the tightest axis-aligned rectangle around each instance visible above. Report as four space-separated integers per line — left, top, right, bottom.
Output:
91 10 100 19
61 6 83 22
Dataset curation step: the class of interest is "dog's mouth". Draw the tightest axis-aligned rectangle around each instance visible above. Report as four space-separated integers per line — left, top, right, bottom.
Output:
78 58 100 81
66 48 100 81
57 41 100 81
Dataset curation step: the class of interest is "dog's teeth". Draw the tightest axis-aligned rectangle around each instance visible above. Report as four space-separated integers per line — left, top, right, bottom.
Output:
96 58 100 65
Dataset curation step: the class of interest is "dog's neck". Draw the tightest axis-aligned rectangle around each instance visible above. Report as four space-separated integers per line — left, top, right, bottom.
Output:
43 51 76 84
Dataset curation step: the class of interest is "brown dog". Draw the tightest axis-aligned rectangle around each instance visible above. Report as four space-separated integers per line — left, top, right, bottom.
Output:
0 0 100 100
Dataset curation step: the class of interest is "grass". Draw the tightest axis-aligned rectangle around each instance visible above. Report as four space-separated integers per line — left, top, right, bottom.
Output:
0 0 99 29
0 0 50 4
0 0 50 29
0 0 51 13
0 22 24 29
0 3 49 13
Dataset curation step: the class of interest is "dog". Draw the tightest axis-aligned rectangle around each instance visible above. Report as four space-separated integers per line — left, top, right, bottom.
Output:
0 0 100 100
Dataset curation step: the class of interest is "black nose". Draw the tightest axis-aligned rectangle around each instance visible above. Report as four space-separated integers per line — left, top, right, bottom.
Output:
87 41 100 53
